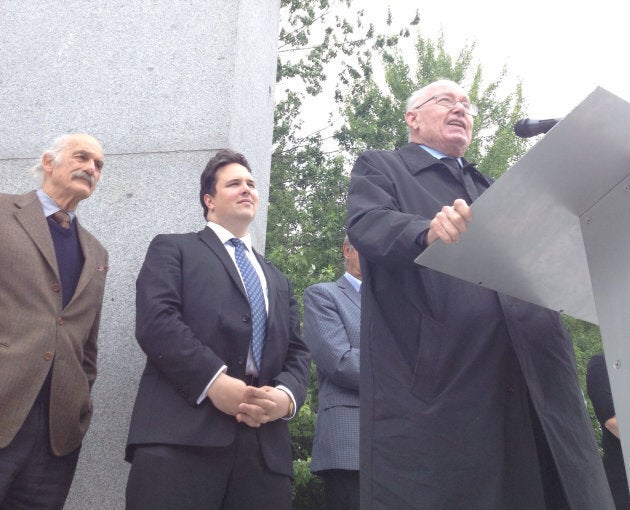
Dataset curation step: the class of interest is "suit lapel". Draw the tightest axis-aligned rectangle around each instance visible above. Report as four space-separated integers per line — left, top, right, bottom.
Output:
255 251 276 320
336 275 360 309
397 143 440 176
13 191 59 279
198 227 276 326
197 227 248 300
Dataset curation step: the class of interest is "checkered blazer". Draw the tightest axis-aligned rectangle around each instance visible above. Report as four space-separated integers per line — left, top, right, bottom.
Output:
303 275 360 472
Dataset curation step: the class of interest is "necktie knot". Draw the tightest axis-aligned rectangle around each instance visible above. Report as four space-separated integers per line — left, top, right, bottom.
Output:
51 210 71 229
441 156 461 170
441 157 479 201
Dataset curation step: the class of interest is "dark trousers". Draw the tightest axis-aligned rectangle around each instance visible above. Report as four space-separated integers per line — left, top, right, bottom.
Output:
126 424 292 510
319 469 359 510
0 399 80 510
609 478 630 510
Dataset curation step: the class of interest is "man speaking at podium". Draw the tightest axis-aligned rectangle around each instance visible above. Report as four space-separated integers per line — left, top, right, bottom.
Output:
347 79 612 509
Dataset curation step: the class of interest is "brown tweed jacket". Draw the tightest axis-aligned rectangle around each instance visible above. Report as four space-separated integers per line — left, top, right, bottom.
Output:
0 190 108 455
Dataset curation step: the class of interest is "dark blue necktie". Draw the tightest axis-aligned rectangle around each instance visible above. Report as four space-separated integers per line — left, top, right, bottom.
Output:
441 157 479 202
230 238 267 369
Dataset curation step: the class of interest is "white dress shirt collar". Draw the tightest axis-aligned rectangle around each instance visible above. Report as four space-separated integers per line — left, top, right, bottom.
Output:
36 189 77 221
205 220 253 251
344 271 361 293
419 144 462 167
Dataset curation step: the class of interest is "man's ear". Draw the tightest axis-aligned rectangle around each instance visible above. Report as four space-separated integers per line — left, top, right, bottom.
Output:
404 110 418 129
203 193 214 211
41 153 55 174
342 241 351 260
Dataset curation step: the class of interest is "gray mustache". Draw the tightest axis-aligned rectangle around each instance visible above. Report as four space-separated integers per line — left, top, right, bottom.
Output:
71 171 95 187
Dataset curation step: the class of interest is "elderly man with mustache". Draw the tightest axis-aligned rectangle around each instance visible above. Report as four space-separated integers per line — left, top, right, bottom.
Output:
0 133 108 509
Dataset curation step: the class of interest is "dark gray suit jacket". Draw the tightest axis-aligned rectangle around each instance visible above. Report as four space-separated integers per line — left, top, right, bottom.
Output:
126 227 310 477
303 275 360 472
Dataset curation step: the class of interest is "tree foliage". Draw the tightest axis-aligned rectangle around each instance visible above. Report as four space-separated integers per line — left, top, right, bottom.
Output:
270 2 604 507
271 2 381 505
270 0 367 302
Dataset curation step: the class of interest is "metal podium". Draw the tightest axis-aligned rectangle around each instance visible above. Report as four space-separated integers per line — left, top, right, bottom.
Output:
416 86 630 477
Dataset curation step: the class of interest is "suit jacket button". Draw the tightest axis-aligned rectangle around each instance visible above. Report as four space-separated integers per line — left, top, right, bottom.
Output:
242 314 250 323
58 317 64 325
52 282 61 292
43 352 54 361
237 357 245 365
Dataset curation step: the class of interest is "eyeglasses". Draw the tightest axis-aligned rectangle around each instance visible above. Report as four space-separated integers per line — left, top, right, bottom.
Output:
414 95 478 117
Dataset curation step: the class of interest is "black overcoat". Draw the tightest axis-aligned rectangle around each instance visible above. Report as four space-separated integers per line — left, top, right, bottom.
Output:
347 143 613 509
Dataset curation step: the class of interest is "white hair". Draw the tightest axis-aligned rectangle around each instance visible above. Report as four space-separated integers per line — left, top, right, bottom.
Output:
405 79 463 113
31 134 74 184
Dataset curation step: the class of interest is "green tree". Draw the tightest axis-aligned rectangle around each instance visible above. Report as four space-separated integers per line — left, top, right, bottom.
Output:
271 2 388 506
269 0 402 299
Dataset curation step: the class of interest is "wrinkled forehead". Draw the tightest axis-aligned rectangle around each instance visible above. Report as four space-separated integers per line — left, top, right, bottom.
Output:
63 135 104 158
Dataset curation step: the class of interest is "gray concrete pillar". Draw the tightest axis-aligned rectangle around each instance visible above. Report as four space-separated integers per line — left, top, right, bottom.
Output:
0 1 280 507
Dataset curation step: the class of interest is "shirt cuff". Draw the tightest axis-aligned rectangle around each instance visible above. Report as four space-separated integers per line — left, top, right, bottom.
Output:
276 385 297 420
196 365 228 405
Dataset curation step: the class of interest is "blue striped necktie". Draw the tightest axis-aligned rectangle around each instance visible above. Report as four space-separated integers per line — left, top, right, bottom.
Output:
230 238 267 369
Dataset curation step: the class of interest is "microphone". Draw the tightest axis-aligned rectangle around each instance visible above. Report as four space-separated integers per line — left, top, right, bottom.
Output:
513 118 562 138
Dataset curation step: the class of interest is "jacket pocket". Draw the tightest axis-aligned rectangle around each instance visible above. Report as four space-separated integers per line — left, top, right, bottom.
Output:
410 314 444 403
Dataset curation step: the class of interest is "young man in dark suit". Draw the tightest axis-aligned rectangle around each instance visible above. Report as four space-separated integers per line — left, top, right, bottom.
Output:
125 149 310 510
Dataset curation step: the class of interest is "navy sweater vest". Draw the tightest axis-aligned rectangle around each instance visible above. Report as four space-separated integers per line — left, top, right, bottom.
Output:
47 217 84 308
35 218 85 404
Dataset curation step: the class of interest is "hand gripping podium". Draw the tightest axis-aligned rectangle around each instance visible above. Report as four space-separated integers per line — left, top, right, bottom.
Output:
416 86 630 476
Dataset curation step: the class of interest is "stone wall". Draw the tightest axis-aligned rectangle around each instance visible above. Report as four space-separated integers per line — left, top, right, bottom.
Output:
0 1 280 507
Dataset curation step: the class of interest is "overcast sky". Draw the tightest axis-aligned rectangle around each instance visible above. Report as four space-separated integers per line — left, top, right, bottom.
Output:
359 0 630 119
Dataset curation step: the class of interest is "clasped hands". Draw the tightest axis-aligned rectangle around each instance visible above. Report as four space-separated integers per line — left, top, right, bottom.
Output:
206 373 291 428
425 198 472 246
